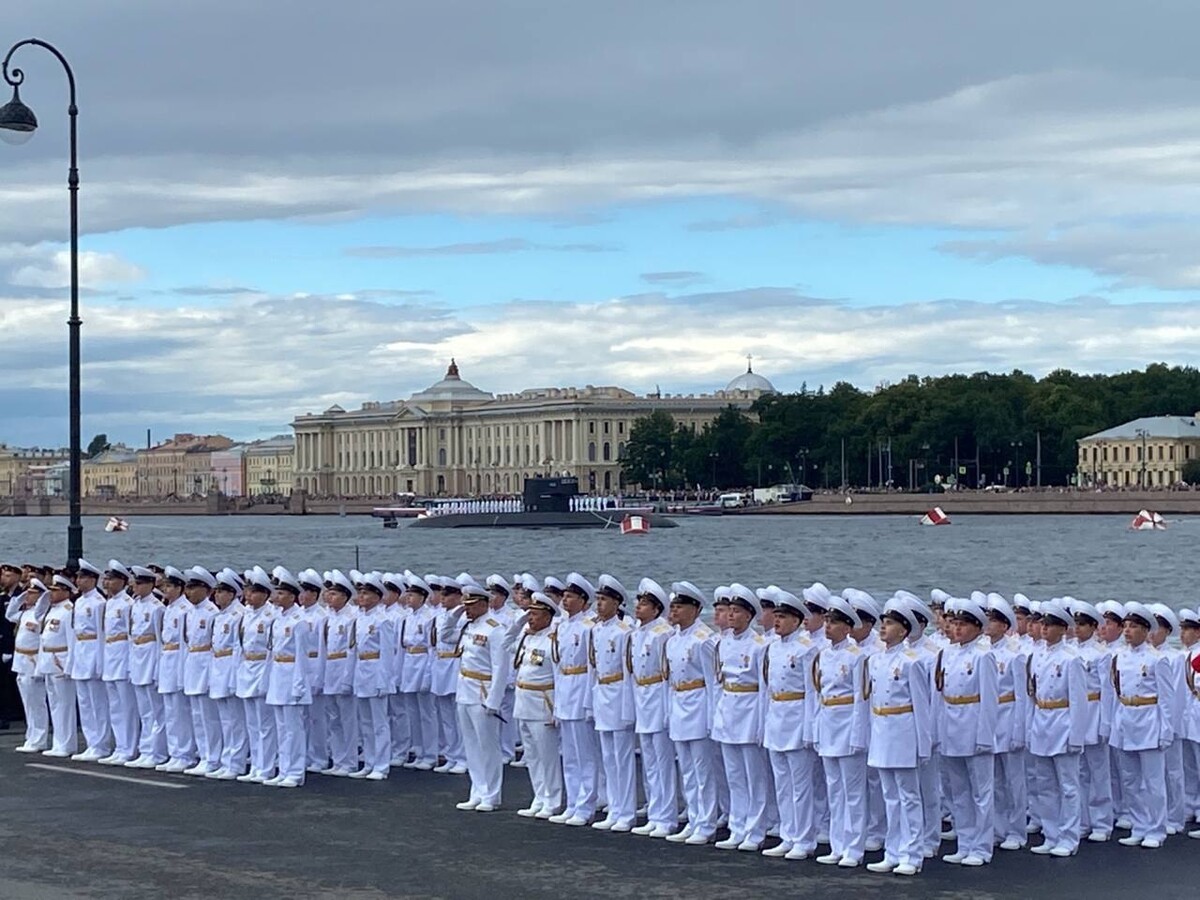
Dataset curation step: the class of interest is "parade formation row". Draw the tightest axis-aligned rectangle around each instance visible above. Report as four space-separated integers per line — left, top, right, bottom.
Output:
4 559 1200 877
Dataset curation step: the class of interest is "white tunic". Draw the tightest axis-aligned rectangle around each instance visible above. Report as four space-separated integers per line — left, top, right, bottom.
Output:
1110 641 1175 752
68 588 105 680
813 636 868 758
934 635 999 757
352 605 396 699
300 604 327 694
763 629 818 753
513 626 556 723
183 598 218 696
1028 639 1088 756
208 600 244 700
36 600 74 676
100 590 133 682
455 613 511 710
322 605 357 696
1074 634 1112 744
157 597 189 694
235 603 277 699
127 595 164 687
712 626 767 745
589 614 635 732
554 611 595 721
430 606 465 697
665 618 718 742
630 616 672 735
866 641 932 769
989 634 1028 753
6 592 49 676
398 604 434 694
265 605 312 706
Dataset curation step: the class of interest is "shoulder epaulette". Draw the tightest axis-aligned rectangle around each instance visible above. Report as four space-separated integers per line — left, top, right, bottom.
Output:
486 617 499 627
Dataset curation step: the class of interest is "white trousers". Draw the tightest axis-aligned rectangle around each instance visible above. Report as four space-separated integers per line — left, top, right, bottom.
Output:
721 741 771 843
1030 752 1081 851
457 702 503 806
326 693 358 771
1080 741 1113 834
16 674 49 749
132 683 167 761
918 754 941 855
519 718 563 812
865 765 887 847
1117 747 1167 842
560 718 600 819
1183 739 1200 821
103 679 138 760
435 693 464 765
188 693 222 769
1165 739 1186 831
243 695 277 778
358 695 391 774
769 747 818 852
387 692 411 761
272 703 306 781
402 691 438 765
675 737 719 837
305 694 329 769
993 749 1027 843
75 677 112 755
1023 748 1042 828
1110 745 1127 819
878 767 923 868
639 730 678 830
46 675 78 755
161 690 195 765
822 752 867 862
813 753 831 838
598 728 638 826
501 686 517 760
216 696 248 774
943 753 994 861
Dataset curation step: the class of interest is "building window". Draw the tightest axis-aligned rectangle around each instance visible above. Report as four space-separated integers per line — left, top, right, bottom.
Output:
588 442 597 462
438 448 447 467
602 442 611 461
618 442 626 460
438 428 446 441
1124 446 1131 462
603 421 610 434
618 421 625 435
1169 445 1176 461
589 421 595 434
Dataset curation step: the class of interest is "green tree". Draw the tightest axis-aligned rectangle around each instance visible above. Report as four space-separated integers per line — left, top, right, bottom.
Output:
86 433 110 458
1182 459 1200 485
621 410 676 488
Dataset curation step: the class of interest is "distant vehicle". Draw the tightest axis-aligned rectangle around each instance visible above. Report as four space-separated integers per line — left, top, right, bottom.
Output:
718 492 748 508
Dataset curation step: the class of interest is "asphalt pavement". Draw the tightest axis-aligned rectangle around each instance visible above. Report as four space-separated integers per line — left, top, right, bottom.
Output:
0 728 1193 900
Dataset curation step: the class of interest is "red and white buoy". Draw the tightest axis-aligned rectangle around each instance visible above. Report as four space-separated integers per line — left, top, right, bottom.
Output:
919 506 951 526
104 516 130 533
620 514 650 535
1129 509 1166 531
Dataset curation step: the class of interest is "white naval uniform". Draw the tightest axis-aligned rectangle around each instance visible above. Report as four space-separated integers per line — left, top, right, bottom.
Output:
906 631 942 857
300 603 329 770
236 603 278 779
935 635 999 863
266 604 312 782
764 628 820 855
128 593 167 763
36 598 77 755
69 587 113 757
100 589 138 761
665 618 720 840
813 636 869 863
321 604 358 773
1111 641 1174 844
1075 634 1115 837
866 641 933 871
384 602 411 764
590 613 638 828
431 605 466 769
183 597 222 772
513 624 562 814
6 592 50 749
492 603 519 762
1156 642 1188 833
555 609 600 821
455 612 513 807
353 604 396 776
209 599 247 776
630 614 677 833
399 604 438 767
989 633 1029 847
1182 646 1200 824
158 596 196 767
713 625 770 846
1028 638 1088 853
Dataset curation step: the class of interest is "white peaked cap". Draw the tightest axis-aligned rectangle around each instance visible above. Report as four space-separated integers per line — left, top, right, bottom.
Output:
520 573 539 593
597 574 628 605
636 577 668 609
843 588 879 622
1148 602 1179 634
986 593 1016 629
358 572 386 596
929 588 952 606
882 596 920 634
1038 598 1072 628
825 593 862 630
772 589 806 617
670 580 707 607
802 583 831 611
105 560 132 581
403 570 430 594
76 558 102 578
298 568 323 591
486 574 511 593
728 583 760 617
543 575 566 593
1069 598 1101 624
529 590 561 617
564 573 595 602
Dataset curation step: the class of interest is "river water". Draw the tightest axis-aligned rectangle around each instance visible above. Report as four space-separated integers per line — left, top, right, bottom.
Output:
0 513 1194 610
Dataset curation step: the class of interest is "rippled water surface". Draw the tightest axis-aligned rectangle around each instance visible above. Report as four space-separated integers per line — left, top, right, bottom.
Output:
0 514 1194 608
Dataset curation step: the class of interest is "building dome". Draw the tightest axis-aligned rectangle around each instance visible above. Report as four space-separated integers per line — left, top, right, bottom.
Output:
724 359 776 394
409 359 494 405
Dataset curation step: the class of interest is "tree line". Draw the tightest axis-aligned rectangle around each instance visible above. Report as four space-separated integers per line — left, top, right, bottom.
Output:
619 364 1200 491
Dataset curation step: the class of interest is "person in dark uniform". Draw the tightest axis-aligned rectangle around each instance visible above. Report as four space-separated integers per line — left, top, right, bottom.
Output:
0 562 24 729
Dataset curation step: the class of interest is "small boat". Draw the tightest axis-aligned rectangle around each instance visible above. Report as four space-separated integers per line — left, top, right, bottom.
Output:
1129 509 1166 531
919 506 950 526
104 516 130 533
620 514 650 536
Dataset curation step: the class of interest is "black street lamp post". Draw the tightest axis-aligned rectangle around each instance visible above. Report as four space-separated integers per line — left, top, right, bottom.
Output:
0 39 82 566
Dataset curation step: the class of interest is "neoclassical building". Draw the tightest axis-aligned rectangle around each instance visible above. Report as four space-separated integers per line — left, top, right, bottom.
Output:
1076 413 1200 487
291 360 777 497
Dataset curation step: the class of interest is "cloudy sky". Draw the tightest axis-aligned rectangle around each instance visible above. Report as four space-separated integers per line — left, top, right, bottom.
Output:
3 1 1200 447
